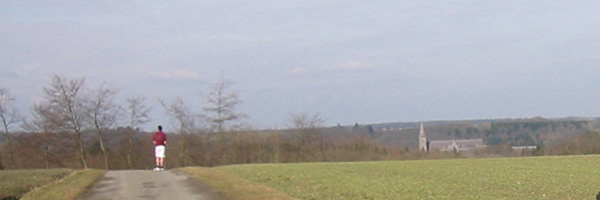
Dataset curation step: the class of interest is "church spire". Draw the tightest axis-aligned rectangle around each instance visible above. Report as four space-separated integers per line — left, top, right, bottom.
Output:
419 122 427 152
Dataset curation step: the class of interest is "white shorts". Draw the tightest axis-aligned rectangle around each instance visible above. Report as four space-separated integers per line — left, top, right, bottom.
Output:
155 145 166 158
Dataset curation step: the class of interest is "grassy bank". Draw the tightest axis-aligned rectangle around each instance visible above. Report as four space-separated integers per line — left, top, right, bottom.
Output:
21 169 105 200
0 169 72 199
214 155 600 200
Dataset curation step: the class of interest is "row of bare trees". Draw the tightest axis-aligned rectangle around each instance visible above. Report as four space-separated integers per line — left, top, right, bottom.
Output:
0 74 246 170
0 74 420 169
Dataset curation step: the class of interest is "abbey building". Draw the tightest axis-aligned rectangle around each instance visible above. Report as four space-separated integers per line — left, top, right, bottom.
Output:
419 123 486 152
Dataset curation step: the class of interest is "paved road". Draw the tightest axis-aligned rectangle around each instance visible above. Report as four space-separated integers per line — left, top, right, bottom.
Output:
77 170 226 200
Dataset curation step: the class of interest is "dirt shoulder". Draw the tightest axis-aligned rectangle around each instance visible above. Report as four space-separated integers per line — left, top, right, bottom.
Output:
179 167 298 200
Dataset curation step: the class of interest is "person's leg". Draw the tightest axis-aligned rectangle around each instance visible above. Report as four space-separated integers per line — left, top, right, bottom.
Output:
154 145 161 171
156 145 166 170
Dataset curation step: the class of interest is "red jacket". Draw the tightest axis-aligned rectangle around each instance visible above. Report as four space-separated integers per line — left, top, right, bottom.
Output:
153 131 167 146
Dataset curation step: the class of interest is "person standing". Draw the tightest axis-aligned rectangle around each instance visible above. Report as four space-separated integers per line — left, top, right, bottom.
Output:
153 125 167 171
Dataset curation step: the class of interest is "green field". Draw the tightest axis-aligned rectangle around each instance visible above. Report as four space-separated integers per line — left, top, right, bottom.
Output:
0 168 72 199
216 155 600 200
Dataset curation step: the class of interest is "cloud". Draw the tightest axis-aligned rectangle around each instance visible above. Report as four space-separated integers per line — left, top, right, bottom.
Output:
144 69 200 80
289 60 374 75
326 60 374 71
290 67 307 74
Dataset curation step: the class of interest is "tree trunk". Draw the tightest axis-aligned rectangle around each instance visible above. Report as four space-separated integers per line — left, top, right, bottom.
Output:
127 137 133 169
273 143 280 163
0 151 4 170
2 129 15 169
2 116 14 169
6 135 14 169
179 135 186 167
44 145 49 169
98 135 109 170
76 132 88 169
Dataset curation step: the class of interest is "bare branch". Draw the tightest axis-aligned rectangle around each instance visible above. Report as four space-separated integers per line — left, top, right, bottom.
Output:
86 84 121 130
126 96 152 129
43 75 88 133
203 76 246 133
0 88 20 134
288 112 326 129
159 97 197 134
22 102 64 133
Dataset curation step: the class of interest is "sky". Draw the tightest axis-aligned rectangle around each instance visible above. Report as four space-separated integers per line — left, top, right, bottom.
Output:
2 1 600 131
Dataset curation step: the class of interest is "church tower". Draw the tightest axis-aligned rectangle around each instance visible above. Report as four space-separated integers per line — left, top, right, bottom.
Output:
419 122 427 152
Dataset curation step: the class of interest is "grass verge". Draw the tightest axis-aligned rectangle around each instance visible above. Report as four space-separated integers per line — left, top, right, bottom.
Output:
0 168 72 199
178 167 299 200
20 169 105 200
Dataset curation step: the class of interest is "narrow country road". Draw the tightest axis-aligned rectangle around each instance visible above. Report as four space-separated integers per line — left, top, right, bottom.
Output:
77 170 226 200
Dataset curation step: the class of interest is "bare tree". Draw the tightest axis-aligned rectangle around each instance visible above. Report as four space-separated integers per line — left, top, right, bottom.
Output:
203 76 246 133
289 112 325 130
23 102 66 169
159 97 197 167
43 75 90 169
23 103 63 133
85 84 121 170
288 112 328 161
0 87 21 169
125 96 151 169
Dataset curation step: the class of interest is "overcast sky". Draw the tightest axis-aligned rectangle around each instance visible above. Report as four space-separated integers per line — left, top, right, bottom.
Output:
2 1 600 131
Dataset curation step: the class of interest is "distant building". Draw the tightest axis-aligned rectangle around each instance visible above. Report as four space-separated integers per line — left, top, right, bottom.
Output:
418 123 486 152
512 146 537 151
428 139 486 152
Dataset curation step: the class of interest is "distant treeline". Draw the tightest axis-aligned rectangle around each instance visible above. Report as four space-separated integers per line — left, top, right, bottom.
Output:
2 118 600 170
347 118 598 149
